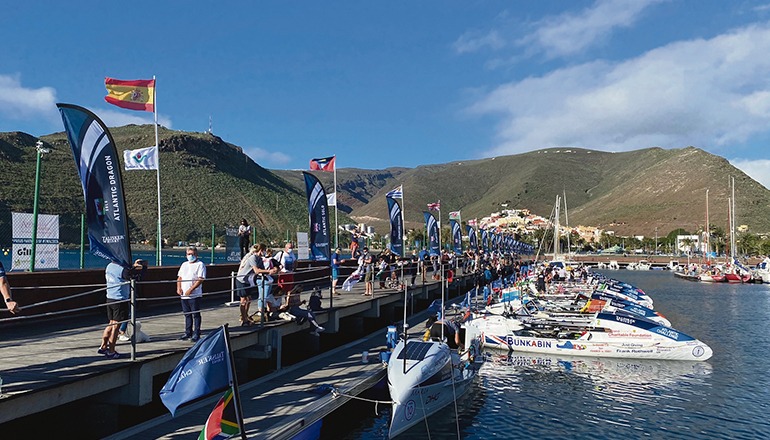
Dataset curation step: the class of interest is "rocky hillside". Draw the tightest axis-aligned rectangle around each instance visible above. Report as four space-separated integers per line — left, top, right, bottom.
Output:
3 124 768 249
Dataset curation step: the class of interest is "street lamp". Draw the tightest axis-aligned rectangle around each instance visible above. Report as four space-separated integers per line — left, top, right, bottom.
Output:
30 140 50 272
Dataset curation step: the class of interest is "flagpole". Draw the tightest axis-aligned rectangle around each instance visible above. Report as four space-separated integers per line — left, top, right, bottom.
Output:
222 324 248 439
439 200 444 343
153 75 162 266
334 155 339 249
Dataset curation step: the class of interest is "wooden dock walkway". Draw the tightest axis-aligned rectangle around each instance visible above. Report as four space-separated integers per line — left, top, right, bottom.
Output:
106 322 400 440
0 273 474 438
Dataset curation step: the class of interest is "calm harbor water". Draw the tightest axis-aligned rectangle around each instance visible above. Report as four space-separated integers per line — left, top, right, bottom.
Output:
322 270 770 439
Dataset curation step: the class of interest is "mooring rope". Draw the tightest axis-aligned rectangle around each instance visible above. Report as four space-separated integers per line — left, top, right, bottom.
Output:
450 358 462 440
417 382 432 440
330 387 392 416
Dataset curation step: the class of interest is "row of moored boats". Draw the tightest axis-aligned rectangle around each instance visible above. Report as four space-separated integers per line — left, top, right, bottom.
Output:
673 257 770 283
385 267 712 437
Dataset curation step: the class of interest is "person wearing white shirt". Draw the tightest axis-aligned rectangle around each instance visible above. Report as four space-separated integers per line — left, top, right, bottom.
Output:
274 242 296 273
176 246 206 342
238 219 252 259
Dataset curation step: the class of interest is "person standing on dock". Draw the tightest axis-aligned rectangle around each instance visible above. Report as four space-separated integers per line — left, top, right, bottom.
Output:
0 261 20 315
99 259 145 358
331 246 342 295
350 229 361 258
238 218 252 259
176 246 206 342
362 247 374 296
235 244 260 326
274 242 296 273
274 242 297 292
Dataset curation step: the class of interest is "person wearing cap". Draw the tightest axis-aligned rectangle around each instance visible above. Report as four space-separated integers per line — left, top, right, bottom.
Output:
99 259 146 359
331 246 342 295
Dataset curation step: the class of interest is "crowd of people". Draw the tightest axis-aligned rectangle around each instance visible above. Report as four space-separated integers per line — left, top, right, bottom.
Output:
3 215 566 361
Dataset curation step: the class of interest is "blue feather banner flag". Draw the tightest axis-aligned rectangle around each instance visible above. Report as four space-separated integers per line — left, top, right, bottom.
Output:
424 212 440 256
450 219 462 254
466 225 478 252
303 172 331 261
57 103 133 267
387 197 404 257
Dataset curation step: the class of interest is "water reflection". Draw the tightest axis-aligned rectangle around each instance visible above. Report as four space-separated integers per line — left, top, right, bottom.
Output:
486 352 712 386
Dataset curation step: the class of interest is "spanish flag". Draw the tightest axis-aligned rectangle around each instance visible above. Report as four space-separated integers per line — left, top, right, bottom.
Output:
104 77 155 112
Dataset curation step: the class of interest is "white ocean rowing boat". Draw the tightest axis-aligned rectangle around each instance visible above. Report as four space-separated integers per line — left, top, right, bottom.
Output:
387 324 482 438
469 310 712 361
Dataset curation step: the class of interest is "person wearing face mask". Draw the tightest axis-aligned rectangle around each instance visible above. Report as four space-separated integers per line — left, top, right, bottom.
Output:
176 246 206 342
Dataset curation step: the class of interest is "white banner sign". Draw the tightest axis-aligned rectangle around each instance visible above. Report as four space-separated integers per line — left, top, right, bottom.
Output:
12 212 59 271
297 232 309 260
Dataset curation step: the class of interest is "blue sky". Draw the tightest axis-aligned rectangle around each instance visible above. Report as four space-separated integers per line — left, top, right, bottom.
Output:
3 1 770 188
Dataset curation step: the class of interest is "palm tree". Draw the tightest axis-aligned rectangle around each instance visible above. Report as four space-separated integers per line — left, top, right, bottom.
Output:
680 238 695 256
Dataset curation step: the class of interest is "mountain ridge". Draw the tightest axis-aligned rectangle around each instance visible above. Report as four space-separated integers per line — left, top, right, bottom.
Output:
2 125 769 248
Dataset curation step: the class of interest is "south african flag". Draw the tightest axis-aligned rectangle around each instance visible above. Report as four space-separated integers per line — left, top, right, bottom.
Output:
198 387 239 440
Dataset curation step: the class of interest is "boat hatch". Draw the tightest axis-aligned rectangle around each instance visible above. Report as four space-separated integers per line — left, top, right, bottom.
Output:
397 341 434 360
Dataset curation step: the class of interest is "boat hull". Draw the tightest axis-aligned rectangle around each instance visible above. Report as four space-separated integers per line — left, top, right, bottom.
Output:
471 314 713 362
387 328 483 438
388 359 475 438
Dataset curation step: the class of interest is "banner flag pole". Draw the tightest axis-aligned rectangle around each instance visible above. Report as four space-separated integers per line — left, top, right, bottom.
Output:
222 324 248 439
401 187 406 249
153 75 162 266
334 155 339 249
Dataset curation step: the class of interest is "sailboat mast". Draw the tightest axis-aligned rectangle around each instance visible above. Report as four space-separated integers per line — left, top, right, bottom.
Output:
705 189 710 259
563 189 570 257
730 176 736 259
554 195 561 259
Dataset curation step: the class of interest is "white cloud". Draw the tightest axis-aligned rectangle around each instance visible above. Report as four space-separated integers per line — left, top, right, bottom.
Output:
454 0 662 58
730 158 770 190
0 74 58 122
468 22 770 158
97 108 173 130
243 146 291 166
453 29 505 54
521 0 664 59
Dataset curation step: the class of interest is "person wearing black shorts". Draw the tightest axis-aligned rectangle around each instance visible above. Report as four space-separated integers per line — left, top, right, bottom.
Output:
100 260 145 359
